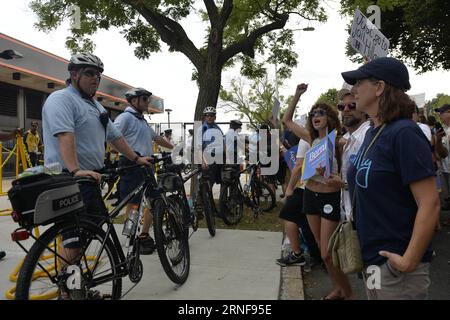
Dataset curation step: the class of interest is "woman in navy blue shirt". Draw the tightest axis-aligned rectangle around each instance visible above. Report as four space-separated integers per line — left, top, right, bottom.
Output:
341 58 439 300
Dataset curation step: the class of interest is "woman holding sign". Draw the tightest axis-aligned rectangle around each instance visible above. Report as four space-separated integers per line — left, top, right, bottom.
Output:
283 84 354 300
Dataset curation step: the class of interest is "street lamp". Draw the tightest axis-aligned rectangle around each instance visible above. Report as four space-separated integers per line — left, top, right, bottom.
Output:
0 49 24 60
165 108 172 128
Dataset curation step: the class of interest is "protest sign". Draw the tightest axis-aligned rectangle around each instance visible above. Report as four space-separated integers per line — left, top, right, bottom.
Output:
283 145 298 172
350 9 389 61
301 130 336 181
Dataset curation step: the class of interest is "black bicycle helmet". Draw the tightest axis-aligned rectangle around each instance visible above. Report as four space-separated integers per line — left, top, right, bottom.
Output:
68 53 104 73
125 87 152 103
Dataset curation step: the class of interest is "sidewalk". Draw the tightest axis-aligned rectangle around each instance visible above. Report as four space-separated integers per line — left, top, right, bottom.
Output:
0 178 305 300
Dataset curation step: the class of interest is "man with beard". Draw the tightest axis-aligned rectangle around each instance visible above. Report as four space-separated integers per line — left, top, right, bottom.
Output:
327 88 370 221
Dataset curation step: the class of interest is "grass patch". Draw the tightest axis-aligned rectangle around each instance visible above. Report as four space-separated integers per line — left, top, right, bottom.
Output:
112 201 284 233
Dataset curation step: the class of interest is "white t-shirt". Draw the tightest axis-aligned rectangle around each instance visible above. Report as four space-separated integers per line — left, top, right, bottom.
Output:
341 121 371 220
440 126 450 173
417 123 432 142
295 139 310 189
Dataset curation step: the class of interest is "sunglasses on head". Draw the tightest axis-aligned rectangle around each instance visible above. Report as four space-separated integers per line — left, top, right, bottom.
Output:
309 109 327 118
337 102 357 111
82 69 102 79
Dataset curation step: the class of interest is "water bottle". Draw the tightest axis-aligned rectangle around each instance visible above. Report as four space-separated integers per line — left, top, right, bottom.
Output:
187 195 194 213
44 162 63 175
122 208 139 236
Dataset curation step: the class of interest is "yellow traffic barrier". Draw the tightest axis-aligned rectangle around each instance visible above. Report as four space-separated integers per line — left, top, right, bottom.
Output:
5 230 99 300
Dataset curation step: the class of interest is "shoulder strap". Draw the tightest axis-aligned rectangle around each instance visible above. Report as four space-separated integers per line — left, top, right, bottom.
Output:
350 124 386 221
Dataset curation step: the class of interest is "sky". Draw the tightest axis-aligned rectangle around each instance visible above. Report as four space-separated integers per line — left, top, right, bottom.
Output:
1 1 450 126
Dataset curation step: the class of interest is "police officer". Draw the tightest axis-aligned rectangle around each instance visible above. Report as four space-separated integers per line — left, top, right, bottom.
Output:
42 53 152 298
114 87 173 254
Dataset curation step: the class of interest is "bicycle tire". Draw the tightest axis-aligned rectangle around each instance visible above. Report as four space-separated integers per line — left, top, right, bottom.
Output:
251 180 276 212
201 182 216 237
219 182 244 225
153 196 190 285
15 218 122 300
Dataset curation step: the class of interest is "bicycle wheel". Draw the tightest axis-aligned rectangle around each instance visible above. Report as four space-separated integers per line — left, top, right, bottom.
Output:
201 182 216 237
219 182 244 225
15 218 122 300
153 196 190 285
251 180 276 212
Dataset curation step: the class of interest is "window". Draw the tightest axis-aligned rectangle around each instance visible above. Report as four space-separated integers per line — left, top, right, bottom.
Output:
26 90 44 120
0 82 18 116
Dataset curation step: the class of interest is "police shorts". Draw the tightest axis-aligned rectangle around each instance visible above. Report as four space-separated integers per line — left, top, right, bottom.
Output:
303 188 341 222
119 156 160 205
62 182 108 249
279 188 305 225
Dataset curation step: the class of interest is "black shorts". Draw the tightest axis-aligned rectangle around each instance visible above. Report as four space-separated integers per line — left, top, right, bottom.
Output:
279 188 305 225
303 188 341 222
62 182 108 248
119 156 160 205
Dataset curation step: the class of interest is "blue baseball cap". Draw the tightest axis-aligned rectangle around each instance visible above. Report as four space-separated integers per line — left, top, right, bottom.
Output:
341 57 411 91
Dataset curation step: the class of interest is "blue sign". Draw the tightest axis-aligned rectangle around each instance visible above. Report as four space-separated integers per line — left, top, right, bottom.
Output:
301 130 336 181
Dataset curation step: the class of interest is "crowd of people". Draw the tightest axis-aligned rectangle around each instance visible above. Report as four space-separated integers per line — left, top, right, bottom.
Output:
276 57 443 300
0 52 448 300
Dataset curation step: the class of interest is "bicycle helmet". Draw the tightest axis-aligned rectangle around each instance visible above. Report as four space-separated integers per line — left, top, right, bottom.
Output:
68 53 104 73
125 87 152 102
203 106 216 114
230 120 242 127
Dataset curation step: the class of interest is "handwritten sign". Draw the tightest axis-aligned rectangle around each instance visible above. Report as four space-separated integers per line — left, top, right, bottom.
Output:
350 9 389 61
301 130 336 181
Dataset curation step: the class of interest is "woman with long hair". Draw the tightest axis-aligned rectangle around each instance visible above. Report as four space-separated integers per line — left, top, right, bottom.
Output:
341 57 439 299
283 84 354 300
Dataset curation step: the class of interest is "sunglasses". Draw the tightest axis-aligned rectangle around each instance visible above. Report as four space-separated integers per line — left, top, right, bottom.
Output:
140 96 150 102
205 113 216 118
309 109 327 118
82 69 102 79
337 102 357 111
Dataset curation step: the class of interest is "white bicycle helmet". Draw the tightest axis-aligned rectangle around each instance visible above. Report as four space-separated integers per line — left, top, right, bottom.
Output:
125 87 152 102
203 106 216 114
68 53 104 73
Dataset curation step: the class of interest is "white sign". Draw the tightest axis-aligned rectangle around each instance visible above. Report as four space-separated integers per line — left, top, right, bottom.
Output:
409 93 426 108
350 9 389 61
272 97 281 121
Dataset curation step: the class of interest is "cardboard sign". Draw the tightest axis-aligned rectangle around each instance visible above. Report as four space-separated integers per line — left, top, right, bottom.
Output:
350 9 389 61
301 130 336 181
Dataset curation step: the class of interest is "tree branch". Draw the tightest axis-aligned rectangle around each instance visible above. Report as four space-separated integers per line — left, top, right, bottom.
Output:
220 14 289 65
219 0 234 28
123 0 205 71
203 0 219 27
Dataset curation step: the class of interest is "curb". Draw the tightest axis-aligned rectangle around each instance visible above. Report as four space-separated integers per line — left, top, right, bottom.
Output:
277 232 305 300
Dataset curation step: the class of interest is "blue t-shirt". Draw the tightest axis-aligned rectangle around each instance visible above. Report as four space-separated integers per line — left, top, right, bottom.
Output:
114 106 157 157
43 85 122 170
347 119 435 266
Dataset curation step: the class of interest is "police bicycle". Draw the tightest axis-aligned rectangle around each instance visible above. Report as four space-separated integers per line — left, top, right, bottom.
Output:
219 161 276 225
11 155 189 300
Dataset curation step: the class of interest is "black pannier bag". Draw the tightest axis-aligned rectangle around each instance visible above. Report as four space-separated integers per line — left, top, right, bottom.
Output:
8 173 85 228
221 165 240 183
157 173 183 192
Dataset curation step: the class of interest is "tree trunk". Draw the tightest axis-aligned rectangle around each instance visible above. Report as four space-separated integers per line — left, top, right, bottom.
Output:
194 67 222 121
